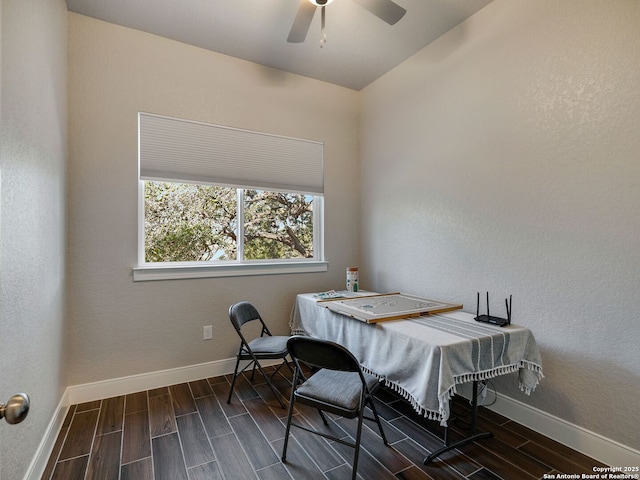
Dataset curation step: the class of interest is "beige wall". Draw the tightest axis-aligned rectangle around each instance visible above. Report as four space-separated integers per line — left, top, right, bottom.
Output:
0 0 68 478
361 0 640 449
66 13 360 385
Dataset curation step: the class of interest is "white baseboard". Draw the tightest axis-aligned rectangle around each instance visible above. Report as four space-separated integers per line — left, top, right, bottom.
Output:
66 357 241 405
26 361 639 480
23 390 70 480
457 383 640 469
487 391 640 468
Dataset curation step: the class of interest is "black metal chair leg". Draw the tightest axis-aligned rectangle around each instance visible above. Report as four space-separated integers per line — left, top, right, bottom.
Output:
271 358 294 385
281 370 299 462
227 356 242 404
368 397 388 445
351 411 365 480
317 409 329 426
254 361 287 408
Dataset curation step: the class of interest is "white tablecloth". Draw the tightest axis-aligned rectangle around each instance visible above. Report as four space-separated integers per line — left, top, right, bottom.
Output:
290 293 543 425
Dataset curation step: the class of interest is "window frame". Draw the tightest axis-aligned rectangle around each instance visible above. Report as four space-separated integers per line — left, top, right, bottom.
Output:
133 181 326 282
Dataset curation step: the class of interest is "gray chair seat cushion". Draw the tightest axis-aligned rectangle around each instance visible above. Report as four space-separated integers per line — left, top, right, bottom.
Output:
296 369 381 411
245 335 289 355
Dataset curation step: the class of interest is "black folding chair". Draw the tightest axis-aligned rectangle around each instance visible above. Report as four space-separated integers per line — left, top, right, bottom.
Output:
227 301 293 408
282 336 388 480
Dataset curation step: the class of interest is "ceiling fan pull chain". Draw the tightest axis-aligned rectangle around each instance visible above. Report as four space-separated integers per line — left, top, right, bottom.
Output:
320 6 327 47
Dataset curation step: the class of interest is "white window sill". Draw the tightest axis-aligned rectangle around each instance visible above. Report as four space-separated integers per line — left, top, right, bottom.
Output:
132 260 328 282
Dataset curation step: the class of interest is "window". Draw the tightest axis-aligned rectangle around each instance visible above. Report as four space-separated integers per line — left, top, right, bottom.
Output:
134 113 326 281
143 181 319 262
144 182 238 262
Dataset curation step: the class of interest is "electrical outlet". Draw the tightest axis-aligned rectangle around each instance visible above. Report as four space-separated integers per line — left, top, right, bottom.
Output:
203 325 213 340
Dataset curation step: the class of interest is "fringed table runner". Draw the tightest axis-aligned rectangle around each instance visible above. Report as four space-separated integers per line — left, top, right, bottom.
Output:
291 293 543 426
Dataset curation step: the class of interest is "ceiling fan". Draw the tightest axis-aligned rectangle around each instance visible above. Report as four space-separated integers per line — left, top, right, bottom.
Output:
287 0 407 46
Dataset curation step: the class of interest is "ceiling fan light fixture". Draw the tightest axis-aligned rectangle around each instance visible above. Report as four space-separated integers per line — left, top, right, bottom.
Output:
309 0 334 6
289 0 406 45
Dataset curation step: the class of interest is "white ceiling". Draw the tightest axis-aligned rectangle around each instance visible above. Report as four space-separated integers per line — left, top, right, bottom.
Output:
65 0 493 91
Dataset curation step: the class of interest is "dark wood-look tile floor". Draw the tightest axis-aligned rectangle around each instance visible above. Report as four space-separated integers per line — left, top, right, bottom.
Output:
41 366 605 480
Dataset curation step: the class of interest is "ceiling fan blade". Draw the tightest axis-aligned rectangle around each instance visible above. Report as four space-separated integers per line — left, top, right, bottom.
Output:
351 0 407 25
287 0 317 43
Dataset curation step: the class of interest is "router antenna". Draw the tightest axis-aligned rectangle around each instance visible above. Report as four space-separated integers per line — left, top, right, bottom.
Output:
486 292 490 318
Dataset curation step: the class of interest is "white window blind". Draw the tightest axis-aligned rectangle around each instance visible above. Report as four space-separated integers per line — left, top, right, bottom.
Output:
138 113 324 194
